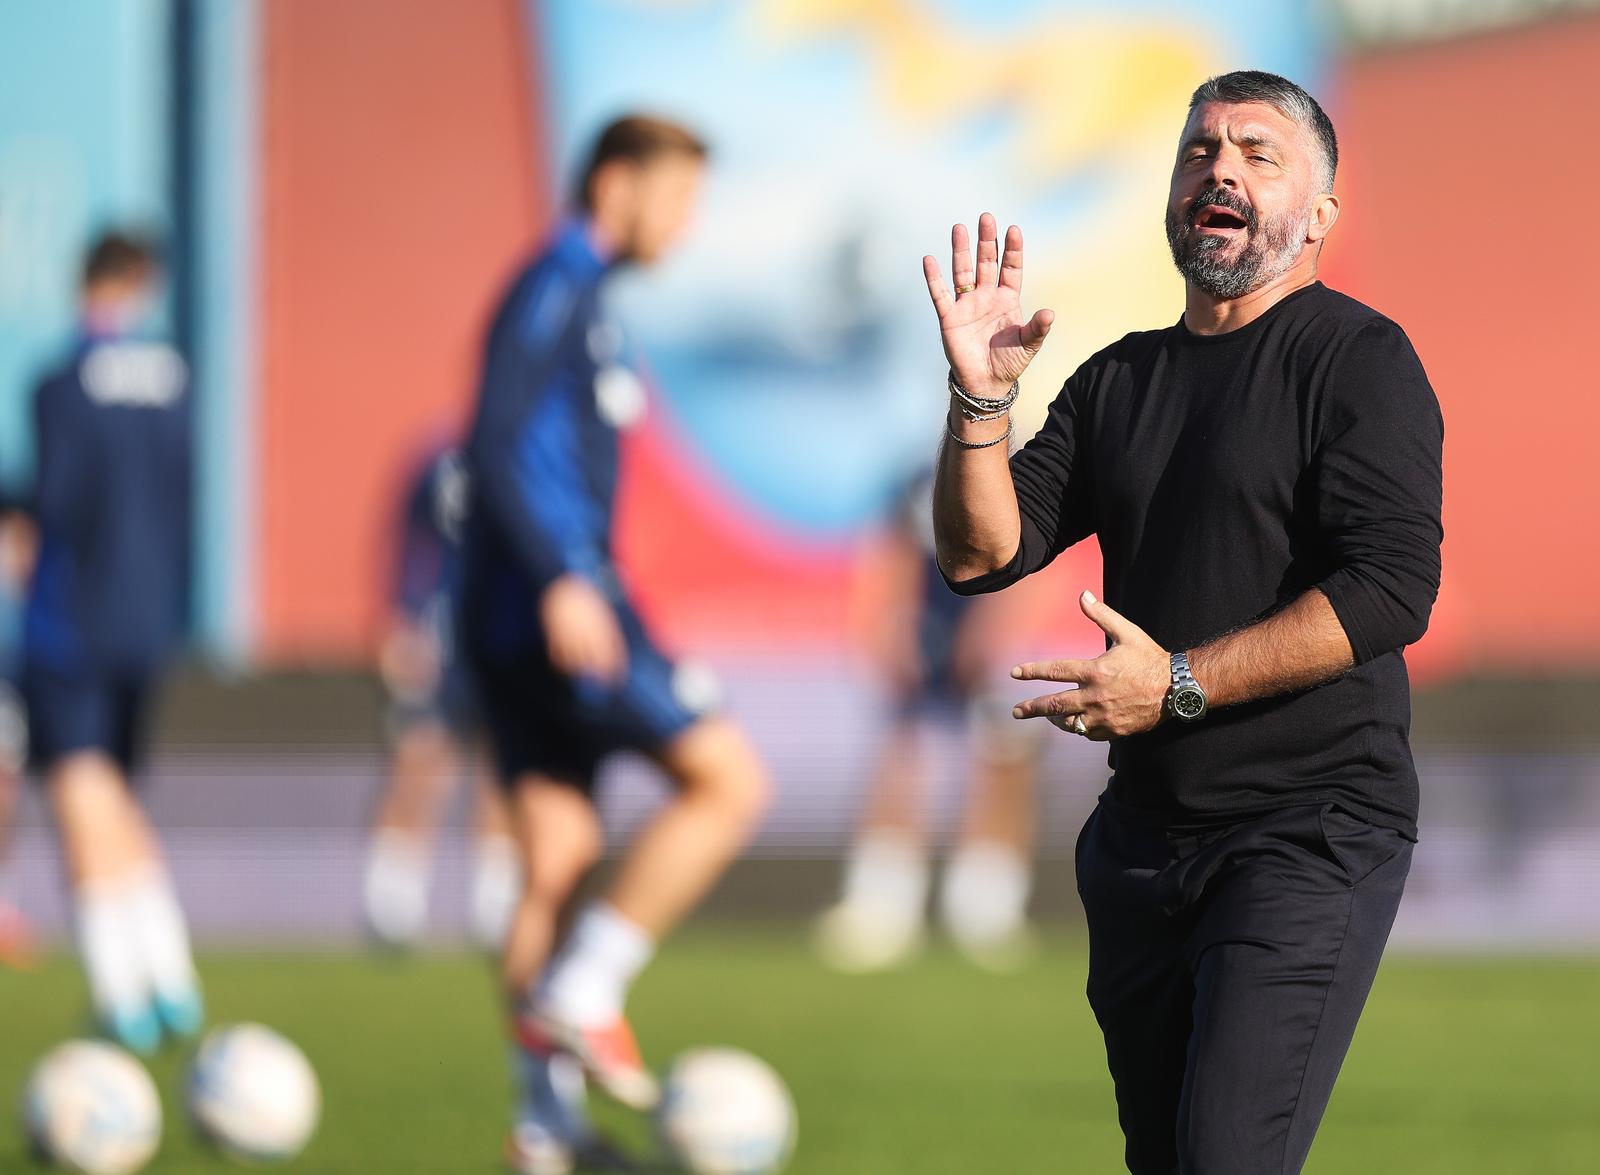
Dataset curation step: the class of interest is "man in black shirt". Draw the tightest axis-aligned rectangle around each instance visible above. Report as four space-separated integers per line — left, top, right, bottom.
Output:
922 71 1443 1172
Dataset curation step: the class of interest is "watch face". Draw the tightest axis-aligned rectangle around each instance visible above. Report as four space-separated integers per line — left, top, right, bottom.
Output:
1173 687 1206 720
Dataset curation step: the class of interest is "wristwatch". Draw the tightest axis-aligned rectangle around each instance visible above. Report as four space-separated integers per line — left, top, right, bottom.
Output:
1166 652 1209 722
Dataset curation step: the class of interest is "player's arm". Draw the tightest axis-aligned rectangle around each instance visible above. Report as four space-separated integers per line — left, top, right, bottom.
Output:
941 371 1097 595
1301 321 1444 670
380 471 445 699
467 276 625 680
469 277 604 586
1185 590 1353 706
1007 589 1354 740
0 502 36 596
921 214 1067 590
1195 324 1442 706
30 375 92 535
1010 322 1443 739
391 470 445 625
849 520 928 696
1187 318 1440 703
172 367 196 638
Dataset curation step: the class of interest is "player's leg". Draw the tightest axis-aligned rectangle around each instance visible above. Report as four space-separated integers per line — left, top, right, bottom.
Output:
46 748 164 1051
502 777 603 998
362 717 459 948
0 775 33 970
533 714 770 1110
47 750 152 884
0 682 36 968
604 714 769 936
539 715 770 1022
108 672 203 1040
468 756 520 952
117 808 204 1039
42 670 201 1051
501 774 605 1173
525 604 769 1114
1077 803 1194 1175
939 700 1042 970
813 717 931 972
472 648 619 1172
1175 807 1411 1174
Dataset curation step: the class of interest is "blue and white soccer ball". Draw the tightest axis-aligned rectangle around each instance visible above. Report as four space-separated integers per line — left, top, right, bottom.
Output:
186 1023 320 1163
656 1047 797 1175
23 1039 162 1175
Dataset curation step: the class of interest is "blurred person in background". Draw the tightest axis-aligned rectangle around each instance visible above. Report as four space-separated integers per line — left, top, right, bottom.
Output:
21 232 201 1053
362 441 519 952
0 494 37 967
815 466 1046 973
925 71 1441 1172
460 115 772 1174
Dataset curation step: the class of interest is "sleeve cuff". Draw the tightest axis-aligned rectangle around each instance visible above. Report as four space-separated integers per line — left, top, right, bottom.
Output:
939 543 1026 597
1315 575 1377 666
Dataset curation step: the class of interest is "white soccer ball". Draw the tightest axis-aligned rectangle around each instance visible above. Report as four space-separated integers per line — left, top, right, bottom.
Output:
186 1023 320 1162
23 1040 162 1175
656 1048 797 1174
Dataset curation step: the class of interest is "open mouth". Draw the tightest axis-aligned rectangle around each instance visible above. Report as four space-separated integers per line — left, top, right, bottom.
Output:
1192 205 1249 233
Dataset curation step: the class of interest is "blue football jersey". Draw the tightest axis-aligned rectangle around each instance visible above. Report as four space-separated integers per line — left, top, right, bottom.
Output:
24 334 192 672
461 220 648 650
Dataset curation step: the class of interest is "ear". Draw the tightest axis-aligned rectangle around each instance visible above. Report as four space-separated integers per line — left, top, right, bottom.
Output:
1306 192 1340 244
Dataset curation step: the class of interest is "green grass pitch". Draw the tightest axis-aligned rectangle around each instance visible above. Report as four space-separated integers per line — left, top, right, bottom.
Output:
2 929 1597 1172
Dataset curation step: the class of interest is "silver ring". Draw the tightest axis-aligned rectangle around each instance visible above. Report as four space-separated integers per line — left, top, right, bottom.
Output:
1070 714 1088 736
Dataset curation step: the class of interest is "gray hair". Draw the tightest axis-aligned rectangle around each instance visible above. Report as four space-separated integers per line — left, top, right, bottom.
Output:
1188 71 1338 194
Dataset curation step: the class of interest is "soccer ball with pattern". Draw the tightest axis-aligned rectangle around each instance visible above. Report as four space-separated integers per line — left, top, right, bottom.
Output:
186 1023 320 1162
656 1048 797 1174
23 1040 162 1175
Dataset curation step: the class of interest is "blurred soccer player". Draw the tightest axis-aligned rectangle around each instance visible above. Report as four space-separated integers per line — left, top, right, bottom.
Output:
815 468 1043 973
0 498 36 968
460 116 771 1173
362 442 518 951
22 233 201 1053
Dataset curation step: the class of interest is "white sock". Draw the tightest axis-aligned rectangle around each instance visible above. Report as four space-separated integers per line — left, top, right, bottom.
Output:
363 829 431 945
76 880 149 1020
537 903 654 1028
125 868 200 1003
468 835 520 952
840 830 929 924
939 840 1032 947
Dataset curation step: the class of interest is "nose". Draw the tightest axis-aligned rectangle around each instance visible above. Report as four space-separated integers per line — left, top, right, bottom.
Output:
1202 151 1241 191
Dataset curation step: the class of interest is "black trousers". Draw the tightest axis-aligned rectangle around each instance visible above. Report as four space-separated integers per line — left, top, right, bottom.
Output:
1075 799 1412 1174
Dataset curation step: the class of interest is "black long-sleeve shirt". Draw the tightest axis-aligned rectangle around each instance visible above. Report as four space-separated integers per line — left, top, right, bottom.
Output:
950 283 1443 837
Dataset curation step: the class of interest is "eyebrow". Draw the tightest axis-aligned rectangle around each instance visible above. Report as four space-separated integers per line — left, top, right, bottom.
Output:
1179 131 1285 155
1236 133 1283 153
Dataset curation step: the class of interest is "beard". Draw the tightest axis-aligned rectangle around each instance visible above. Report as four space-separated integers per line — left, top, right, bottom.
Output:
1165 188 1310 299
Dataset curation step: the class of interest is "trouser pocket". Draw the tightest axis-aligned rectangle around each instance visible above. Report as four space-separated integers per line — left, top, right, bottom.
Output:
1317 804 1409 887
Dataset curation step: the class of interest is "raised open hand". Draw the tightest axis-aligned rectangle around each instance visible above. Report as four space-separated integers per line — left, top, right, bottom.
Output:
922 212 1055 400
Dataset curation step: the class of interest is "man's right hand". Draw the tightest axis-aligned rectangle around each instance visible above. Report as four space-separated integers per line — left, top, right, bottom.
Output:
922 212 1055 399
540 573 627 683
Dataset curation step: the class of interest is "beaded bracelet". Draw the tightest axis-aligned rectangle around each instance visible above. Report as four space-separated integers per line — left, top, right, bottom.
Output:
952 401 1010 422
950 383 1017 421
946 418 1014 450
948 369 1019 413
